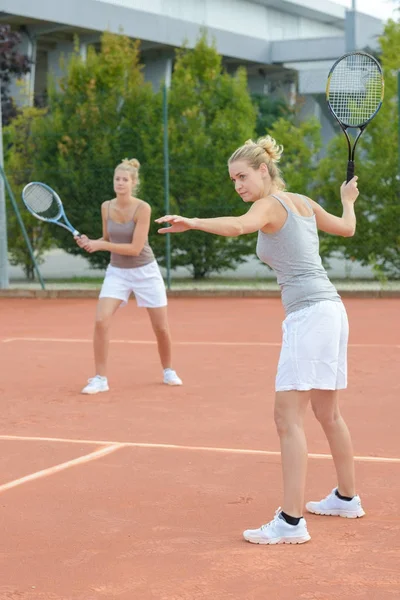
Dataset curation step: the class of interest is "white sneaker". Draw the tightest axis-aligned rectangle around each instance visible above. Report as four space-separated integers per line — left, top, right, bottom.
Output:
243 508 311 545
163 369 183 386
81 375 109 395
306 488 365 518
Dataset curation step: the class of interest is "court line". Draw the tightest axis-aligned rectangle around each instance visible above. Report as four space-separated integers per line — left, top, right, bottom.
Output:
0 435 399 464
1 337 399 349
0 443 123 494
1 337 280 346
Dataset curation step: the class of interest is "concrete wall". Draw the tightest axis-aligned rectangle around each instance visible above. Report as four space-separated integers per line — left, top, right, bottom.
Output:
8 248 375 281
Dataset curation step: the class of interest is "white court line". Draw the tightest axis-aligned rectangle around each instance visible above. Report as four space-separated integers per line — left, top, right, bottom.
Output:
0 443 123 494
0 435 399 464
1 337 399 349
1 337 280 346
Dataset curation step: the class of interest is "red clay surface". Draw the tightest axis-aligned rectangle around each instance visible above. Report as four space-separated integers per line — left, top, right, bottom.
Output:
0 297 399 600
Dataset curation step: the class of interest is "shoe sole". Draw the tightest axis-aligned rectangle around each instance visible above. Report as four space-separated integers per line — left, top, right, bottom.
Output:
81 387 110 395
163 381 183 386
244 535 311 545
306 507 365 518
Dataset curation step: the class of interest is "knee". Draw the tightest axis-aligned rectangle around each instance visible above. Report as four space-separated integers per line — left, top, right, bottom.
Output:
95 314 111 332
312 404 340 428
274 407 294 437
153 323 170 338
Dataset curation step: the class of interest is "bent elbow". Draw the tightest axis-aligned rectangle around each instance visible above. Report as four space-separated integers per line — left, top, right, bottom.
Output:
234 220 245 237
343 227 356 238
235 224 244 237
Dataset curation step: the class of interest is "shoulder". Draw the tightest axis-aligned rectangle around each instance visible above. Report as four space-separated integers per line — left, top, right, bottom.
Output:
253 195 280 214
300 195 319 212
269 191 295 203
251 196 275 210
134 199 151 218
101 200 112 207
284 191 315 204
101 200 113 214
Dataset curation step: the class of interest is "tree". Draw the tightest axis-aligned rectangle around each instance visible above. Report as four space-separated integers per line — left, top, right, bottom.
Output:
4 107 54 279
0 25 31 126
252 93 293 139
160 33 257 279
32 32 157 270
269 116 322 194
314 19 400 278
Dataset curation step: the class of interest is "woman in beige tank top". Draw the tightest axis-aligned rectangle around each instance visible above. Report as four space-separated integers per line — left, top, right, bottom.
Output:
74 158 182 392
156 135 364 545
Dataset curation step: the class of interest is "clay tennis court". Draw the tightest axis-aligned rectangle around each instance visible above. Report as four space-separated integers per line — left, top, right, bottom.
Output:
0 296 399 600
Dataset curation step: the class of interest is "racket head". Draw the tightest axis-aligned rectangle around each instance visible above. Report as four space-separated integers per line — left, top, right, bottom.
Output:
22 182 63 222
326 51 384 128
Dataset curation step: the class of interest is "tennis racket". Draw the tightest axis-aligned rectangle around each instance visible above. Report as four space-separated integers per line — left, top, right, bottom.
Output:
326 51 384 182
22 182 80 236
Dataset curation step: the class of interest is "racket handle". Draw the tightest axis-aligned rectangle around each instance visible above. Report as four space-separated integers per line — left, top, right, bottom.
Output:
346 161 355 183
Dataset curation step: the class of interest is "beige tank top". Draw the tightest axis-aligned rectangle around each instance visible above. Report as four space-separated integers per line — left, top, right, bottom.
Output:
107 200 155 269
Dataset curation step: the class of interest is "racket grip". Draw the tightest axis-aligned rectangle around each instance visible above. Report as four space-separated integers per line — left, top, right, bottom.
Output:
346 161 355 183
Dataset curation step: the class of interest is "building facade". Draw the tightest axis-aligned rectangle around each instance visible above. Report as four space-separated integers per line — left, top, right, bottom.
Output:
1 0 384 140
0 0 385 282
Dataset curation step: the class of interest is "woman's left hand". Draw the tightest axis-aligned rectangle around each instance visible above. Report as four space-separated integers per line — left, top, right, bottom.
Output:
155 215 195 234
74 234 89 248
81 239 103 253
341 176 359 205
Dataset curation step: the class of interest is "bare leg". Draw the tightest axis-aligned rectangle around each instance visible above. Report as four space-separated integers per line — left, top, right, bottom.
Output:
274 390 310 517
93 298 122 376
311 390 356 498
146 306 172 369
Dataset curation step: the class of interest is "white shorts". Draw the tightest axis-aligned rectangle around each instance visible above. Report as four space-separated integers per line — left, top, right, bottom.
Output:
99 261 167 308
275 300 349 392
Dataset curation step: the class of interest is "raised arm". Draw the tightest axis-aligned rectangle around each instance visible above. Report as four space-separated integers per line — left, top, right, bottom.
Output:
307 177 359 238
155 198 272 237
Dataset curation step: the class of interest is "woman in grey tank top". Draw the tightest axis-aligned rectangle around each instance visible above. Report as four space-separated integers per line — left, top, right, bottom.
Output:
156 135 365 544
74 158 182 392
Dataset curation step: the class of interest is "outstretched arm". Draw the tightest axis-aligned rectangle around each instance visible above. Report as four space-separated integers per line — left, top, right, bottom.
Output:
308 176 359 237
155 198 272 237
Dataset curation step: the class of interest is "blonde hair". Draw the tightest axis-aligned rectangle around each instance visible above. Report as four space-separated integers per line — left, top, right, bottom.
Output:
115 158 141 193
228 136 286 191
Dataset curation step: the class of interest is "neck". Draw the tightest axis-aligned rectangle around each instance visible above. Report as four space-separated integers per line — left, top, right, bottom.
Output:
265 183 278 197
115 192 133 205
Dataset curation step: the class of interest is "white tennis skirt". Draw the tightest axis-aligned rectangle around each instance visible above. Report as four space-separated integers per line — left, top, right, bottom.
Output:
275 300 349 392
99 261 167 308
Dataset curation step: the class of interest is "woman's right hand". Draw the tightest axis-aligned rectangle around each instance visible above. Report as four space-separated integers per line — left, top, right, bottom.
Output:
341 176 359 205
155 215 195 234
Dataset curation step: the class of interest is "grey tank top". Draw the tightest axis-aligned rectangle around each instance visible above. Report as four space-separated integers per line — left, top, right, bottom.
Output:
107 201 155 269
256 194 340 315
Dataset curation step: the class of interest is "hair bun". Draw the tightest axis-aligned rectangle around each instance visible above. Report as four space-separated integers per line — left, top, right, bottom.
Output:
256 136 283 163
228 135 286 191
121 157 140 170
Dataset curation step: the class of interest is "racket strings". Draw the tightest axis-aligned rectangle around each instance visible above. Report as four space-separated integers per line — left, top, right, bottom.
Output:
327 54 383 127
24 185 61 220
